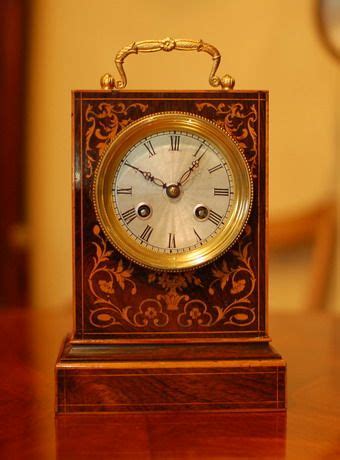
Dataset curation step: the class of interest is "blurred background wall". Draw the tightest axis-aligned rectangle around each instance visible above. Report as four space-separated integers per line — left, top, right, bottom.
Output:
1 0 339 311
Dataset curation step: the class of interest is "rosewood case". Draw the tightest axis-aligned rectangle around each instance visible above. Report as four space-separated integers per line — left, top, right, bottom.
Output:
55 90 286 413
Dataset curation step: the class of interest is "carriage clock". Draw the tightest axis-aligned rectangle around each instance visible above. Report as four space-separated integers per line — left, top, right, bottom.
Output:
56 38 286 413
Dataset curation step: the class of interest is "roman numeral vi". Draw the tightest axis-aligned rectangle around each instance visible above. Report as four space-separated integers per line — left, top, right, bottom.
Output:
168 233 176 248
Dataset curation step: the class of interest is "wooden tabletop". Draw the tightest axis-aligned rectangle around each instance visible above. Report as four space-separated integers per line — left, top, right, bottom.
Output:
1 308 339 459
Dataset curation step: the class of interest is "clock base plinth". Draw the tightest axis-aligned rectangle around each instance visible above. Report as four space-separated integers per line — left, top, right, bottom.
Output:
56 336 286 414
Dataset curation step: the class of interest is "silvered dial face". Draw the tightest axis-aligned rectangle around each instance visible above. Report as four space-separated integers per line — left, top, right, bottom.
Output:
112 131 234 254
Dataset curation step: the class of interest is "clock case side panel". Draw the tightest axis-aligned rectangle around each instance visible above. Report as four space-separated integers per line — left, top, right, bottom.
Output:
259 93 268 335
72 90 268 342
72 92 83 338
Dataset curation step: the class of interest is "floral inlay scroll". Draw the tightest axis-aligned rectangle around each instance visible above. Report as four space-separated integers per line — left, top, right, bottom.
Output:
177 300 214 327
207 225 256 326
88 225 169 328
89 224 137 302
84 102 148 178
87 224 256 330
196 102 258 177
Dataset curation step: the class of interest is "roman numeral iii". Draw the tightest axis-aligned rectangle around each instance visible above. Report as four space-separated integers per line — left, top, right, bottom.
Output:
214 187 229 196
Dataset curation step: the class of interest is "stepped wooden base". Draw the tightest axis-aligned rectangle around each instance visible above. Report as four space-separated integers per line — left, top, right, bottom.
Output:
55 336 286 414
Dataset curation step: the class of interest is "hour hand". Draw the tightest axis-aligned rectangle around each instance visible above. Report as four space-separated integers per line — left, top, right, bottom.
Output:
125 162 165 188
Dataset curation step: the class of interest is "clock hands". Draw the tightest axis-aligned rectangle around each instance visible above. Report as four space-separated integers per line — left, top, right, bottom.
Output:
125 162 165 188
177 150 206 186
125 147 206 194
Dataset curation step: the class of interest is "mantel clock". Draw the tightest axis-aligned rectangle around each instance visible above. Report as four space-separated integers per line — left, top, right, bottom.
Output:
56 38 286 413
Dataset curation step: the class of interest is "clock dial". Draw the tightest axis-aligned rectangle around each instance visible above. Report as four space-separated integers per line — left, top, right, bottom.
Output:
94 112 252 271
112 131 234 254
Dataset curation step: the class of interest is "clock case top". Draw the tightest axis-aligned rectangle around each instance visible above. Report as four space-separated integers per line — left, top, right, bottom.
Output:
72 89 268 343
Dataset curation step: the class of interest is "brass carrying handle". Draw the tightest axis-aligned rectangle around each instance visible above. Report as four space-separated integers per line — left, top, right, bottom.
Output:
100 37 235 91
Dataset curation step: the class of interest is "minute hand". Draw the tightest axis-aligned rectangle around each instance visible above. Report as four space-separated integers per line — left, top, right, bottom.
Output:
177 151 206 186
125 162 165 188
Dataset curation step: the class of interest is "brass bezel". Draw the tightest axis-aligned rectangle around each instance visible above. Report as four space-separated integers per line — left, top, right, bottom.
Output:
93 112 253 271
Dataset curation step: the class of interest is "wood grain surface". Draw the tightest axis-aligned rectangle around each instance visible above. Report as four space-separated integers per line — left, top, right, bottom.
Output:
1 308 339 459
58 90 285 413
73 90 267 341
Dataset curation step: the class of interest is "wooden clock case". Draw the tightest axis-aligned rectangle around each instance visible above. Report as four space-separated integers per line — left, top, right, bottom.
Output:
55 89 286 413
